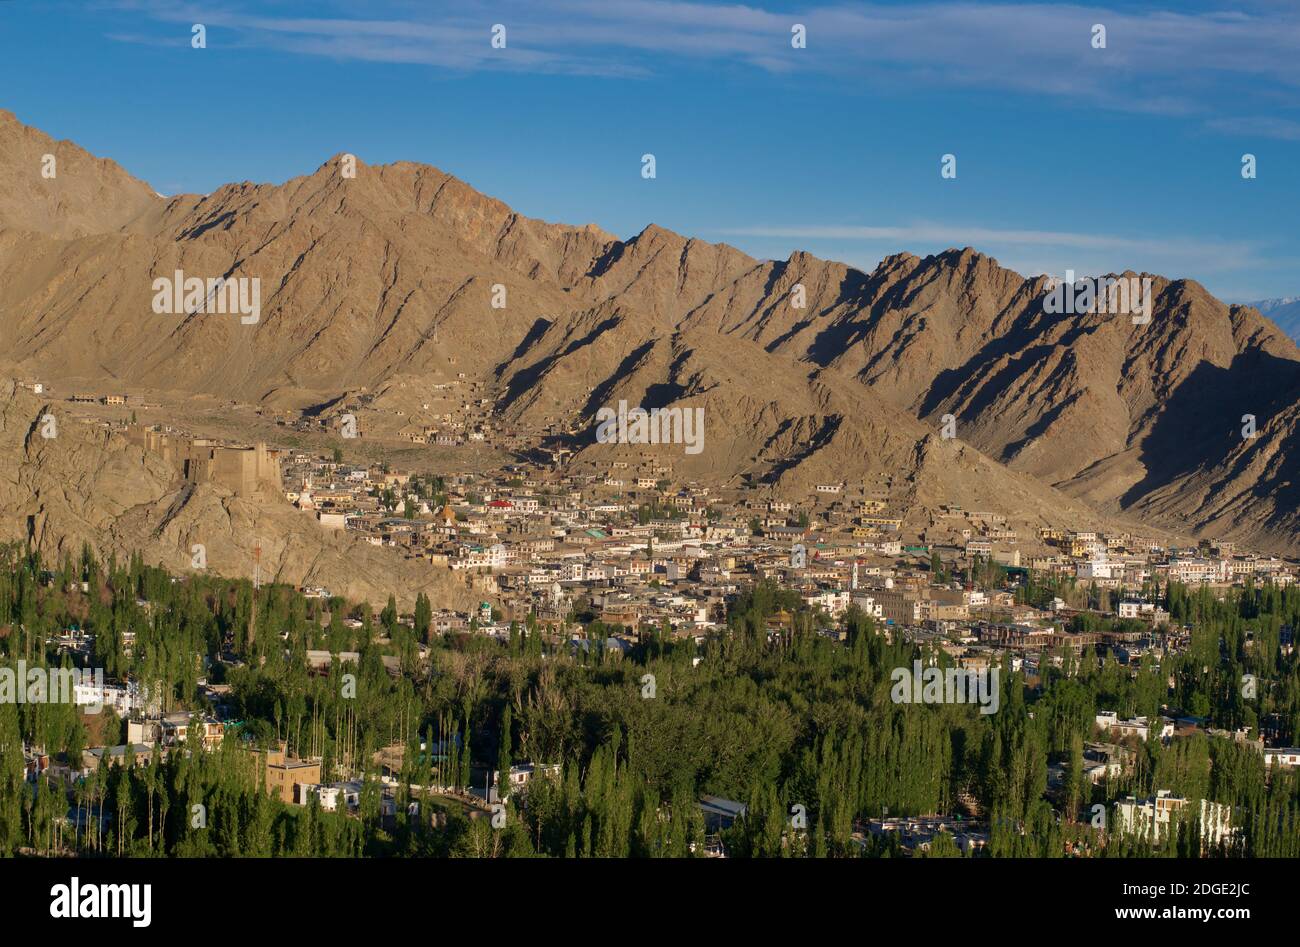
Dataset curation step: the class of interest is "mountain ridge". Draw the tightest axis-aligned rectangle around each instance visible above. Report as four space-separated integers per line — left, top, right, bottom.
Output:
1246 297 1300 343
0 110 1296 556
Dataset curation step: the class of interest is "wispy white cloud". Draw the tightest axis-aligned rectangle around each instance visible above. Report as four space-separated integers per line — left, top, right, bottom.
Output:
715 220 1268 286
720 222 1251 258
1204 115 1300 141
105 0 1300 128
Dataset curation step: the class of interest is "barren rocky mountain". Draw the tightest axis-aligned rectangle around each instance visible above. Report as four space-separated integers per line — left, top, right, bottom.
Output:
0 108 1296 556
0 379 484 610
1249 297 1300 343
0 110 159 239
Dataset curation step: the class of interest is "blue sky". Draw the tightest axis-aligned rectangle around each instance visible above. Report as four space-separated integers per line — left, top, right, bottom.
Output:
2 0 1298 300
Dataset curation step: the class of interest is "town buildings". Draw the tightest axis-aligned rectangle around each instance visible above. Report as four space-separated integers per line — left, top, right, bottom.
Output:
1115 791 1236 850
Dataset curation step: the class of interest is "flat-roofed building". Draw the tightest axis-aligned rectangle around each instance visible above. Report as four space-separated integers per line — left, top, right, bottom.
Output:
1264 747 1300 769
1115 790 1234 850
257 744 322 805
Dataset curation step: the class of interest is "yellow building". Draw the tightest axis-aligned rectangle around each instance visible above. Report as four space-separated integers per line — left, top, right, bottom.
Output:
256 745 322 805
126 425 281 496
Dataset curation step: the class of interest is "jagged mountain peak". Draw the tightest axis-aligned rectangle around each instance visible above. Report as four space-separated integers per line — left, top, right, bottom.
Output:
0 114 1296 554
0 108 161 237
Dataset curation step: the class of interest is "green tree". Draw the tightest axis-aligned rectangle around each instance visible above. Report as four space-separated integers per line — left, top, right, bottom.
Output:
497 705 513 803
